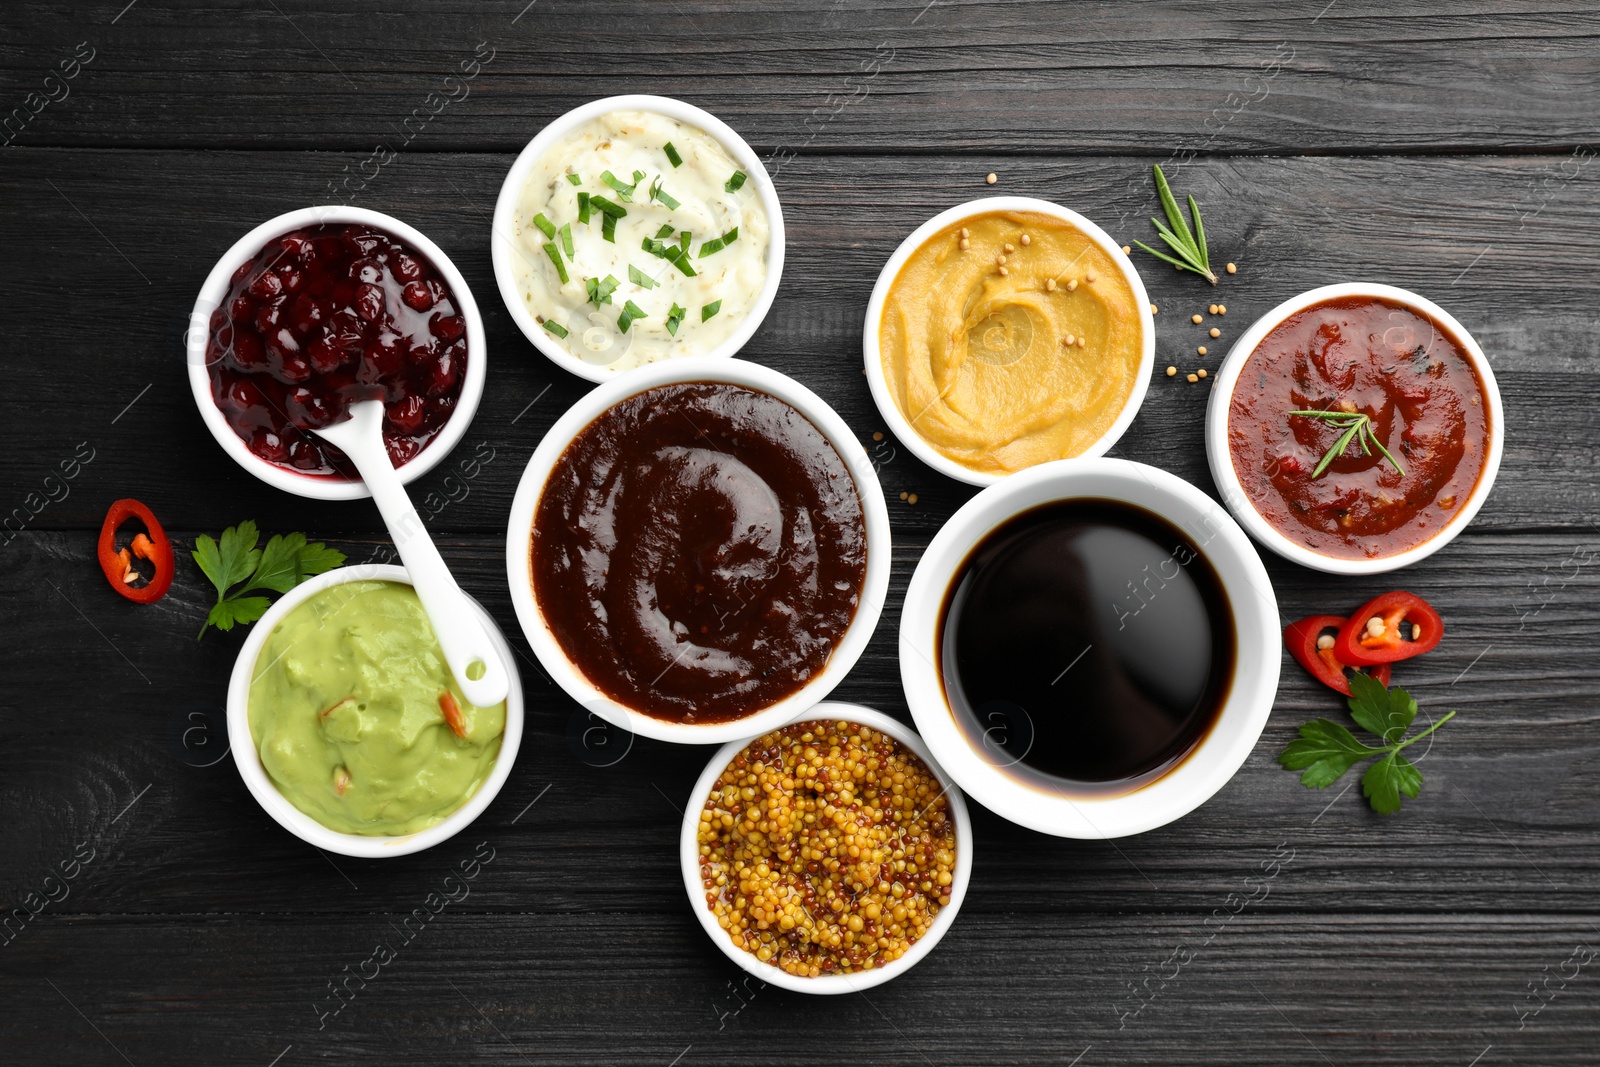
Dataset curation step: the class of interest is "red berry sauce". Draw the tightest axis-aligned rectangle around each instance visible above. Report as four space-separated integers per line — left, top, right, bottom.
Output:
206 223 468 477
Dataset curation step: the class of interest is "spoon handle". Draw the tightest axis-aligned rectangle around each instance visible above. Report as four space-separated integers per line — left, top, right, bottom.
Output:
317 401 510 708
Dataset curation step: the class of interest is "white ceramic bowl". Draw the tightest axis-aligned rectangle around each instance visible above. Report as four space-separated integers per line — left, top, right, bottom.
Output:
863 196 1156 487
900 457 1280 839
679 703 973 994
491 94 786 383
227 564 522 858
187 206 488 501
1205 282 1504 575
505 356 891 745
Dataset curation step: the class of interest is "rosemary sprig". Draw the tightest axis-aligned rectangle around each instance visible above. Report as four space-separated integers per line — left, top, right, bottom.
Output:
1289 408 1406 479
1132 164 1218 285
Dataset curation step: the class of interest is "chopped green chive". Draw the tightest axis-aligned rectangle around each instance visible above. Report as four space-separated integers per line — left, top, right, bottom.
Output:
577 192 591 224
701 299 722 321
628 263 658 290
589 195 628 218
541 318 569 338
725 171 748 193
601 212 618 243
532 213 556 239
542 241 569 284
664 245 697 278
664 142 683 168
565 172 582 186
666 303 687 335
632 169 646 184
600 170 637 201
678 231 692 253
697 227 740 257
654 223 675 239
559 223 574 259
617 300 648 333
586 274 620 308
649 176 681 211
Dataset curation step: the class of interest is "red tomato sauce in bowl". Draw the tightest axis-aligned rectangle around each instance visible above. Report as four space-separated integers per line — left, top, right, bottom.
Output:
1226 295 1491 560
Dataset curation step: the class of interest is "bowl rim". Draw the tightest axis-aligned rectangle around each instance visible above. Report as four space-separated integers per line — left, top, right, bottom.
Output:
186 205 488 502
490 93 787 383
898 457 1281 839
226 563 523 858
677 702 973 995
862 195 1156 487
503 356 891 745
1204 282 1505 576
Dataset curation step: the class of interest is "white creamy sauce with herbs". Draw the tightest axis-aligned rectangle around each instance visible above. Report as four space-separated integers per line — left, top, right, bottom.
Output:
514 110 770 372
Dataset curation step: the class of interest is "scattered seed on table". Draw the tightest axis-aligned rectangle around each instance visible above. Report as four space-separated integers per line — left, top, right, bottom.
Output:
986 172 997 184
1198 345 1208 355
1191 314 1203 324
1209 304 1219 314
1226 262 1237 274
1121 244 1131 254
1187 373 1199 383
1166 365 1178 377
1197 368 1208 379
907 493 919 505
899 491 908 501
1209 327 1221 338
1218 304 1227 315
1150 303 1159 314
872 431 884 442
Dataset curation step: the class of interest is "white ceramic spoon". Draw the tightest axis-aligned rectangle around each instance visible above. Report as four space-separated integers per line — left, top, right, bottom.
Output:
313 399 510 708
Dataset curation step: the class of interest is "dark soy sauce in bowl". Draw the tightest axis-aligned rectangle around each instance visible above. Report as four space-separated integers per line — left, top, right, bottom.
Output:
938 499 1235 797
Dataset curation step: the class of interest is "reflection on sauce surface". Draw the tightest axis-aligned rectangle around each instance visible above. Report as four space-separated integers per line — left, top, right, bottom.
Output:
939 500 1233 796
532 382 867 723
1228 296 1491 559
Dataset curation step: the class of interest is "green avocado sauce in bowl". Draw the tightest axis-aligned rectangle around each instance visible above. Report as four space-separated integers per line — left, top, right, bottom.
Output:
229 566 522 857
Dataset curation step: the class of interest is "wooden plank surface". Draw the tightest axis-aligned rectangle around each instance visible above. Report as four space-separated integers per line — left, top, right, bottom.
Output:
1 2 1598 153
2 1 1599 1064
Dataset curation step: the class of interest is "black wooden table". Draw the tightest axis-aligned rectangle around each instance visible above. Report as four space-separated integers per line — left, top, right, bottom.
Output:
3 2 1598 1064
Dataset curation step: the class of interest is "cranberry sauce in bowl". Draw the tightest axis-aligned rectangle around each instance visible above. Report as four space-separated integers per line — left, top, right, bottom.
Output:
205 222 469 477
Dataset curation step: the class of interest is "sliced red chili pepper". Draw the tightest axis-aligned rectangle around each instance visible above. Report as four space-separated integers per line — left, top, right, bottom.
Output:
1285 614 1392 696
1334 591 1443 666
97 498 173 604
438 691 469 739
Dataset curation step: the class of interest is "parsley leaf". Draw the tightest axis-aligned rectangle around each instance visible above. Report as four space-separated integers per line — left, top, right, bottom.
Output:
193 523 346 639
1361 751 1423 816
1346 671 1417 745
1280 719 1381 789
1279 678 1455 815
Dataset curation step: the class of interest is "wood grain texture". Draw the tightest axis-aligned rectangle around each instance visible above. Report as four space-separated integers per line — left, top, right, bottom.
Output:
4 914 1598 1065
2 1 1599 1063
0 2 1597 153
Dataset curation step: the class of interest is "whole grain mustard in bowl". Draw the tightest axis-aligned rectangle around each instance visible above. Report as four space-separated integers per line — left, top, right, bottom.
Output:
680 704 972 994
864 197 1155 486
